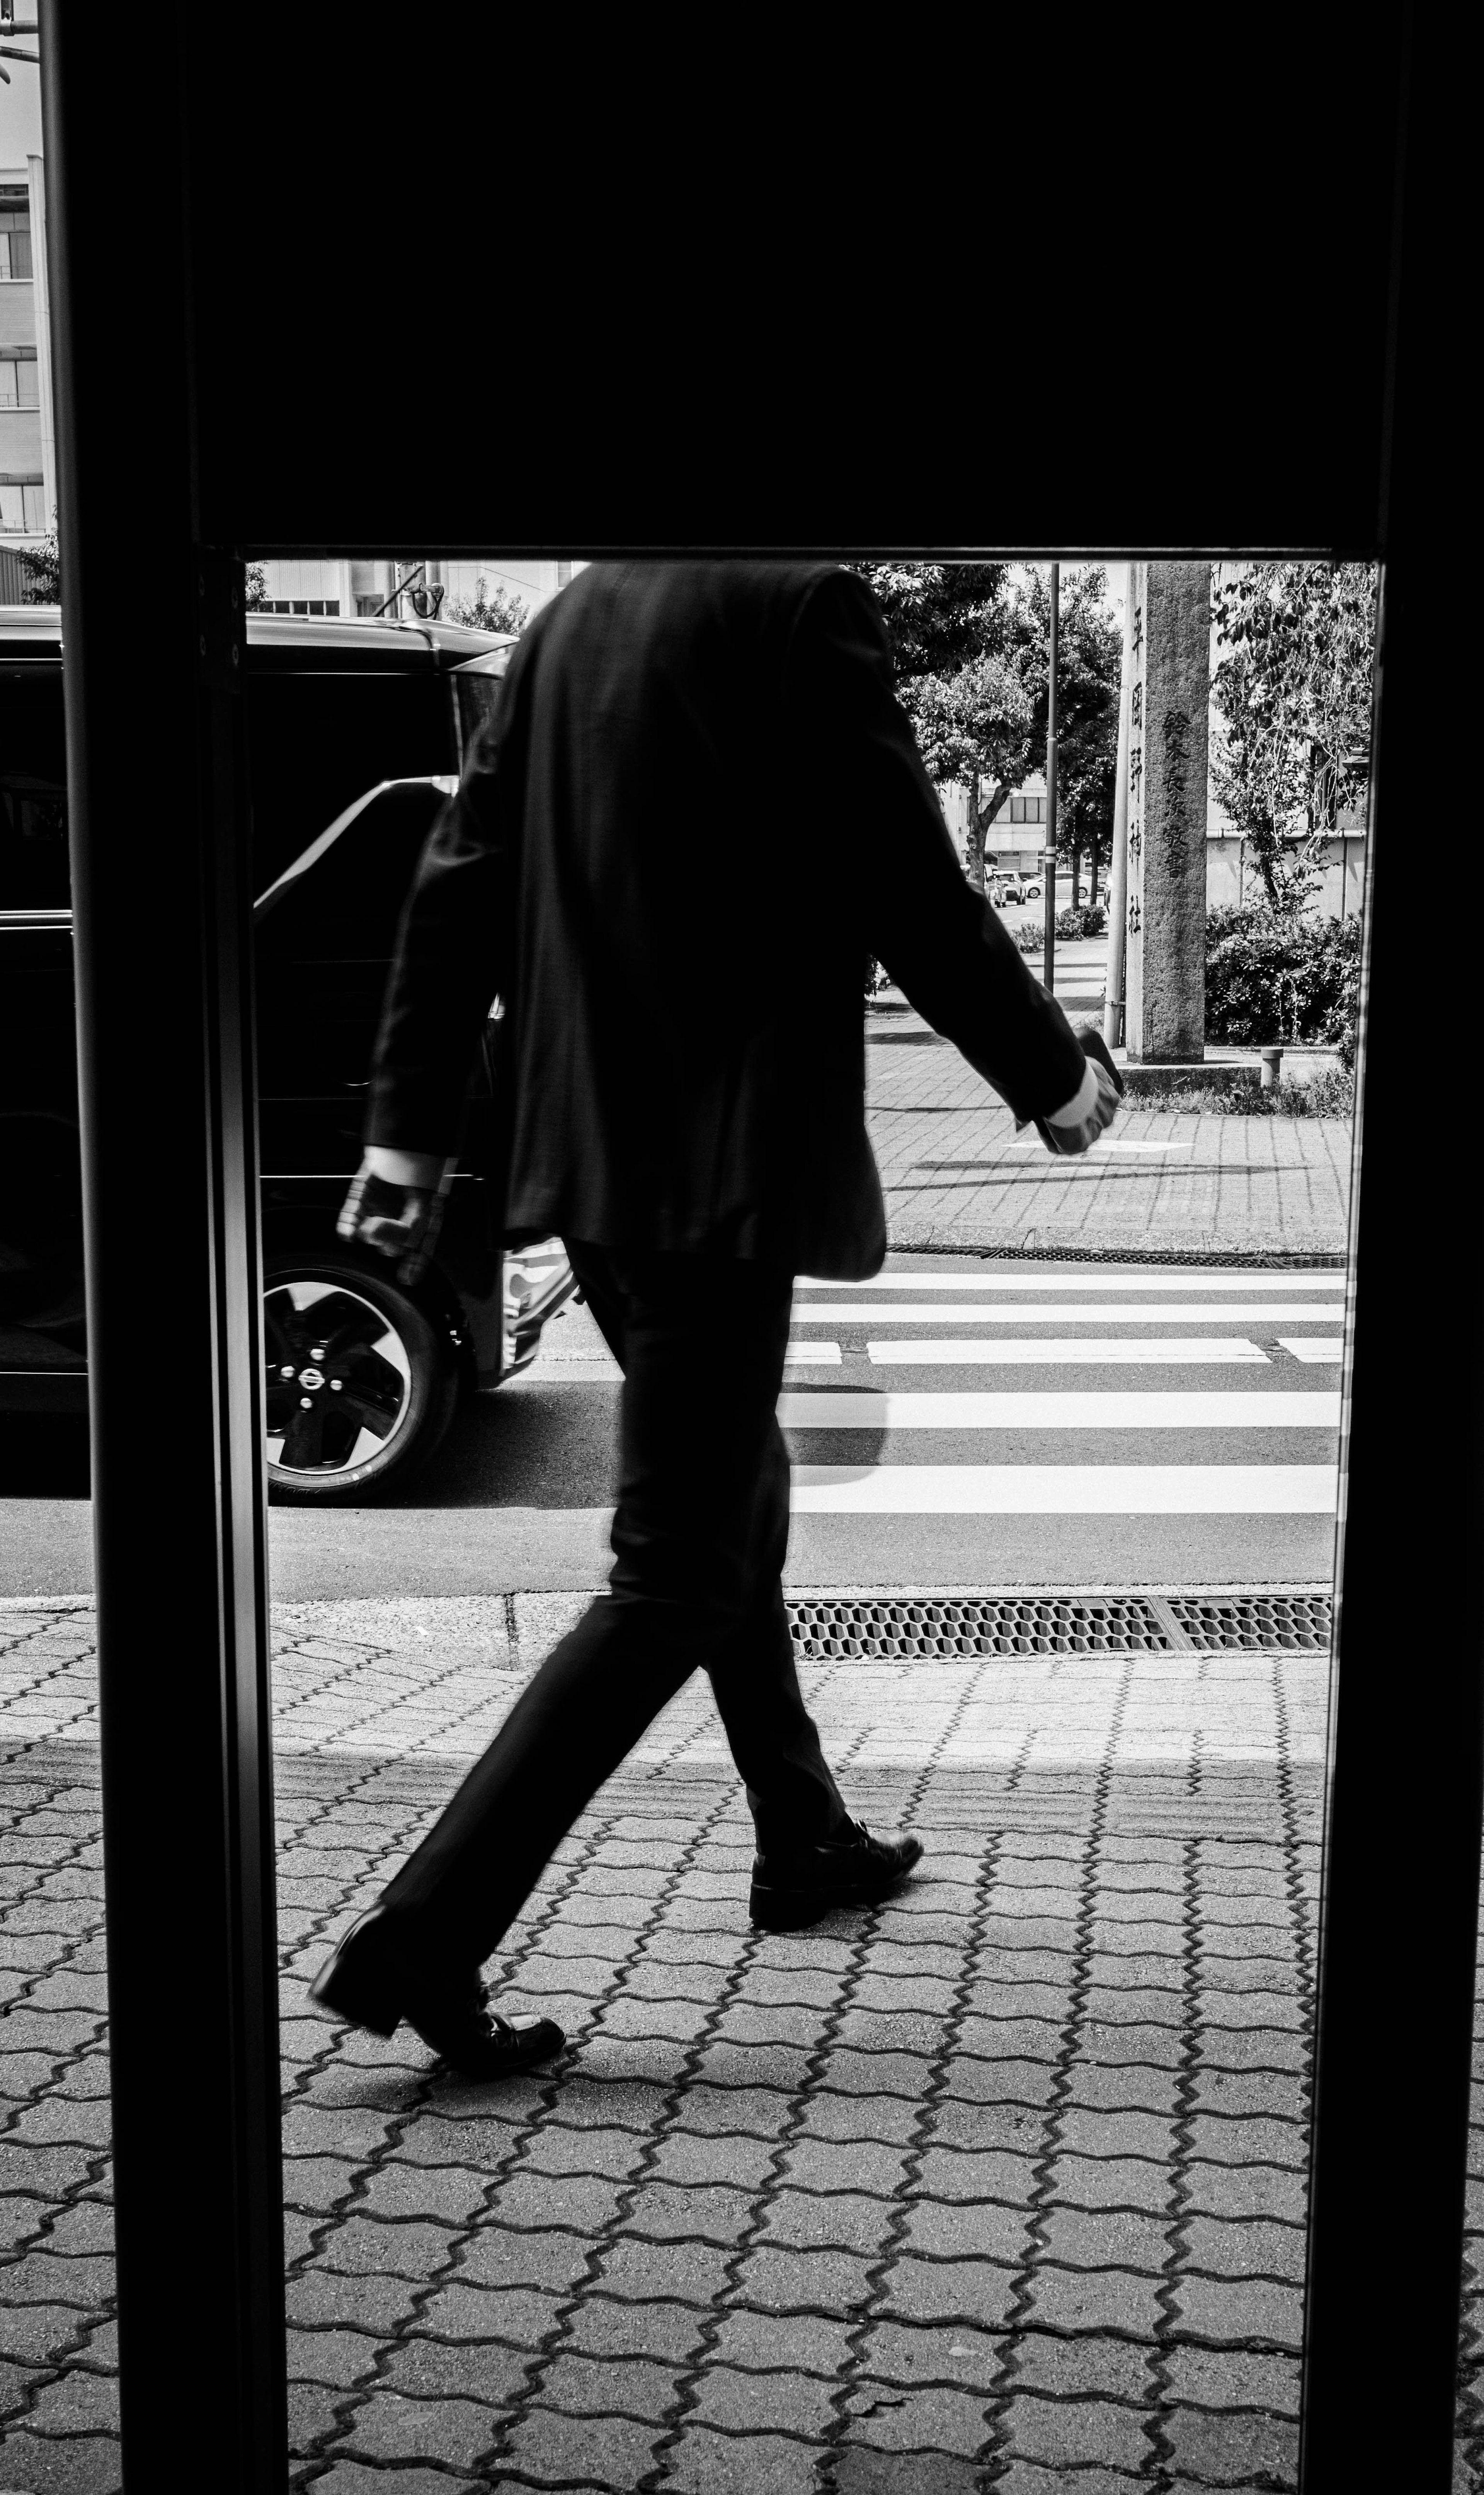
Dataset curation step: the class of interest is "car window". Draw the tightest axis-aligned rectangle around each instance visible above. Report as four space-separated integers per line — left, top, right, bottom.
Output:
247 670 455 897
254 779 448 960
0 666 68 909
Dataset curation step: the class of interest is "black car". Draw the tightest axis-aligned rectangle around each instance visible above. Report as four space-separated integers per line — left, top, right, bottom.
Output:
0 605 575 1500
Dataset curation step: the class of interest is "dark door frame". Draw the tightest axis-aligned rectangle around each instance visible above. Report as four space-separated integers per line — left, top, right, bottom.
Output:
37 9 1472 2490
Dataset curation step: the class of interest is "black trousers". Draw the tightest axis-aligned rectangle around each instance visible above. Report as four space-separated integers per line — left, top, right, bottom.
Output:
379 1241 846 1969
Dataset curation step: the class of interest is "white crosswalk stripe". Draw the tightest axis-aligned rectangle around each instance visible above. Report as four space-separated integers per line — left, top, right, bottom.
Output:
864 1337 1273 1365
793 1301 1345 1324
797 1271 1340 1292
789 1464 1338 1513
1278 1337 1345 1363
780 1389 1340 1427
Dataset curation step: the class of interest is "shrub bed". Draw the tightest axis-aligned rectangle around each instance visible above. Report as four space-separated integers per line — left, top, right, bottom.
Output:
1012 902 1107 953
1205 906 1361 1067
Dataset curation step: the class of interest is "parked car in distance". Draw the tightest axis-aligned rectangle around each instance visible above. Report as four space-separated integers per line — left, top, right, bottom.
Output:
989 870 1043 907
0 605 578 1502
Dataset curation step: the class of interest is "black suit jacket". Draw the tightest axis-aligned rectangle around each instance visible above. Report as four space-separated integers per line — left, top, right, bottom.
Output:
365 561 1088 1280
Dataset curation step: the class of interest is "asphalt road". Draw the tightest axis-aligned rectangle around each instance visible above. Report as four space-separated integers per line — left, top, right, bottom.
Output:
0 1254 1342 1600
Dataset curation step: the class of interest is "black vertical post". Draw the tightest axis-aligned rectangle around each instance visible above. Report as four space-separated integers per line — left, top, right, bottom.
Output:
41 9 286 2487
1043 559 1059 992
1300 24 1477 2490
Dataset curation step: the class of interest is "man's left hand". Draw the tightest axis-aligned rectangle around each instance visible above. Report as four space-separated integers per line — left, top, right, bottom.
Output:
337 1151 451 1284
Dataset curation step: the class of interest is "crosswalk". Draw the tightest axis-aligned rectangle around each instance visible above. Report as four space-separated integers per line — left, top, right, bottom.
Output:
779 1265 1343 1518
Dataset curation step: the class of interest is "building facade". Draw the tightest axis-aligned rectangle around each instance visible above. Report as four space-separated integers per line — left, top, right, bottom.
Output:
255 555 586 622
0 153 56 595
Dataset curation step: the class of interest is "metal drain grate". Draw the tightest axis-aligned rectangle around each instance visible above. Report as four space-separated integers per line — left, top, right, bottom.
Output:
786 1593 1334 1660
788 1596 1168 1660
1165 1592 1333 1651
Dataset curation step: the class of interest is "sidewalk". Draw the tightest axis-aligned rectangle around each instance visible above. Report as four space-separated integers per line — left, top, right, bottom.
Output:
0 1588 1385 2495
866 1009 1351 1263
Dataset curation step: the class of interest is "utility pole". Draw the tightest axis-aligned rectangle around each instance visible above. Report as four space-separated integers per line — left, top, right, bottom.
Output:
1042 560 1059 994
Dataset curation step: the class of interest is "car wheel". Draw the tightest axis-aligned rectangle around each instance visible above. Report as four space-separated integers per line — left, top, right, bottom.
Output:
262 1257 459 1503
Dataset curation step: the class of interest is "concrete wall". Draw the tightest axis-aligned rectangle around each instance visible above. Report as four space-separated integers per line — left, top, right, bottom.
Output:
1207 830 1367 920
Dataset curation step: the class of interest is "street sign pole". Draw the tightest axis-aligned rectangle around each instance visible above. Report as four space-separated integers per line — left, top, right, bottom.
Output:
1043 559 1059 992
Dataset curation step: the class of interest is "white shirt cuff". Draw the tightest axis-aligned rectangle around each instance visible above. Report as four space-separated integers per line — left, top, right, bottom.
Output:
365 1145 449 1189
1045 1059 1100 1130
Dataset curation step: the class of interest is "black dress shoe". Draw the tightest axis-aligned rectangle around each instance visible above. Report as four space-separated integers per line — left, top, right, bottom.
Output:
749 1821 924 1932
309 1907 564 2081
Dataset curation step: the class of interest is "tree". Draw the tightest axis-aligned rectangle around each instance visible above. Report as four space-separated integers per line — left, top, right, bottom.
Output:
855 561 1120 895
1011 565 1121 904
1210 562 1377 913
446 576 530 635
244 561 270 610
854 563 1029 888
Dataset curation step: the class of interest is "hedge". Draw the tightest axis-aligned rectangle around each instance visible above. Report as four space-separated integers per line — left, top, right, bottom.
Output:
1205 906 1361 1066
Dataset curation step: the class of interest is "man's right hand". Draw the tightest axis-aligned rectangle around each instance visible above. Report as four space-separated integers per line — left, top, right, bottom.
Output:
1036 1026 1126 1157
1040 1058 1122 1155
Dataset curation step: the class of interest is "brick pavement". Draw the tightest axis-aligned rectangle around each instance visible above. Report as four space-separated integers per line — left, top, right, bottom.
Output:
0 1588 1467 2492
866 1016 1351 1261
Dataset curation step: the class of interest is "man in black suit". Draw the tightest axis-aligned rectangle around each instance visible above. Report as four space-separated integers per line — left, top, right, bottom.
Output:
311 562 1120 2078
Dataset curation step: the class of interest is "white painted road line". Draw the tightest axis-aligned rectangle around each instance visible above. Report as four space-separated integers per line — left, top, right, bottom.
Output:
1278 1337 1345 1363
866 1338 1271 1365
778 1389 1340 1428
781 1342 841 1364
789 1464 1338 1513
793 1303 1346 1325
796 1273 1341 1292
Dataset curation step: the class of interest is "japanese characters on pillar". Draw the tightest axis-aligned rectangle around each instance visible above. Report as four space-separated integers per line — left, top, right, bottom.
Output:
1122 567 1149 1050
1122 562 1210 1065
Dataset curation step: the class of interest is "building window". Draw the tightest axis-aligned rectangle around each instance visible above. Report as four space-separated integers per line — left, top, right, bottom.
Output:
264 599 342 617
0 482 46 532
1009 795 1046 824
0 213 33 283
0 357 39 411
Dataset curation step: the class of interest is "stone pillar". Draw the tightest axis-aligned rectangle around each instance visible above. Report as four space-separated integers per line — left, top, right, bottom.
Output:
1123 561 1210 1062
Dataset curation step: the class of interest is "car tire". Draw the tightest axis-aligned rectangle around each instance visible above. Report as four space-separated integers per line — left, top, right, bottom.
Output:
262 1255 459 1504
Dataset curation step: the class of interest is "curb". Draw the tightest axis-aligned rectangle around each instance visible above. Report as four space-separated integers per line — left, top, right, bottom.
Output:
884 1231 1348 1267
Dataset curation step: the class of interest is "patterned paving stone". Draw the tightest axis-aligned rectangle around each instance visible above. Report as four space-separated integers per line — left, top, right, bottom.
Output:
0 1599 1341 2490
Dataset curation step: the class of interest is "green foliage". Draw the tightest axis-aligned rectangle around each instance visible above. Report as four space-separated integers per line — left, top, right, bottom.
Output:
244 561 270 611
446 576 530 636
1055 902 1106 941
854 562 1121 891
1210 562 1377 912
17 528 59 602
1205 905 1361 1065
906 648 1031 788
1016 566 1122 878
1182 1068 1355 1118
1007 901 1106 954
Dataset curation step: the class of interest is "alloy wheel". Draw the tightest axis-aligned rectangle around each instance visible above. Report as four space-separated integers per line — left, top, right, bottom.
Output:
263 1278 413 1479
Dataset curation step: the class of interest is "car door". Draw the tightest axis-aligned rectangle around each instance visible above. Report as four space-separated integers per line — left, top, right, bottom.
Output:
0 649 86 1400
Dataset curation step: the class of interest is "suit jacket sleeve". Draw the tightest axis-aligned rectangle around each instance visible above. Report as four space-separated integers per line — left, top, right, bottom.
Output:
363 640 530 1158
788 570 1089 1124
